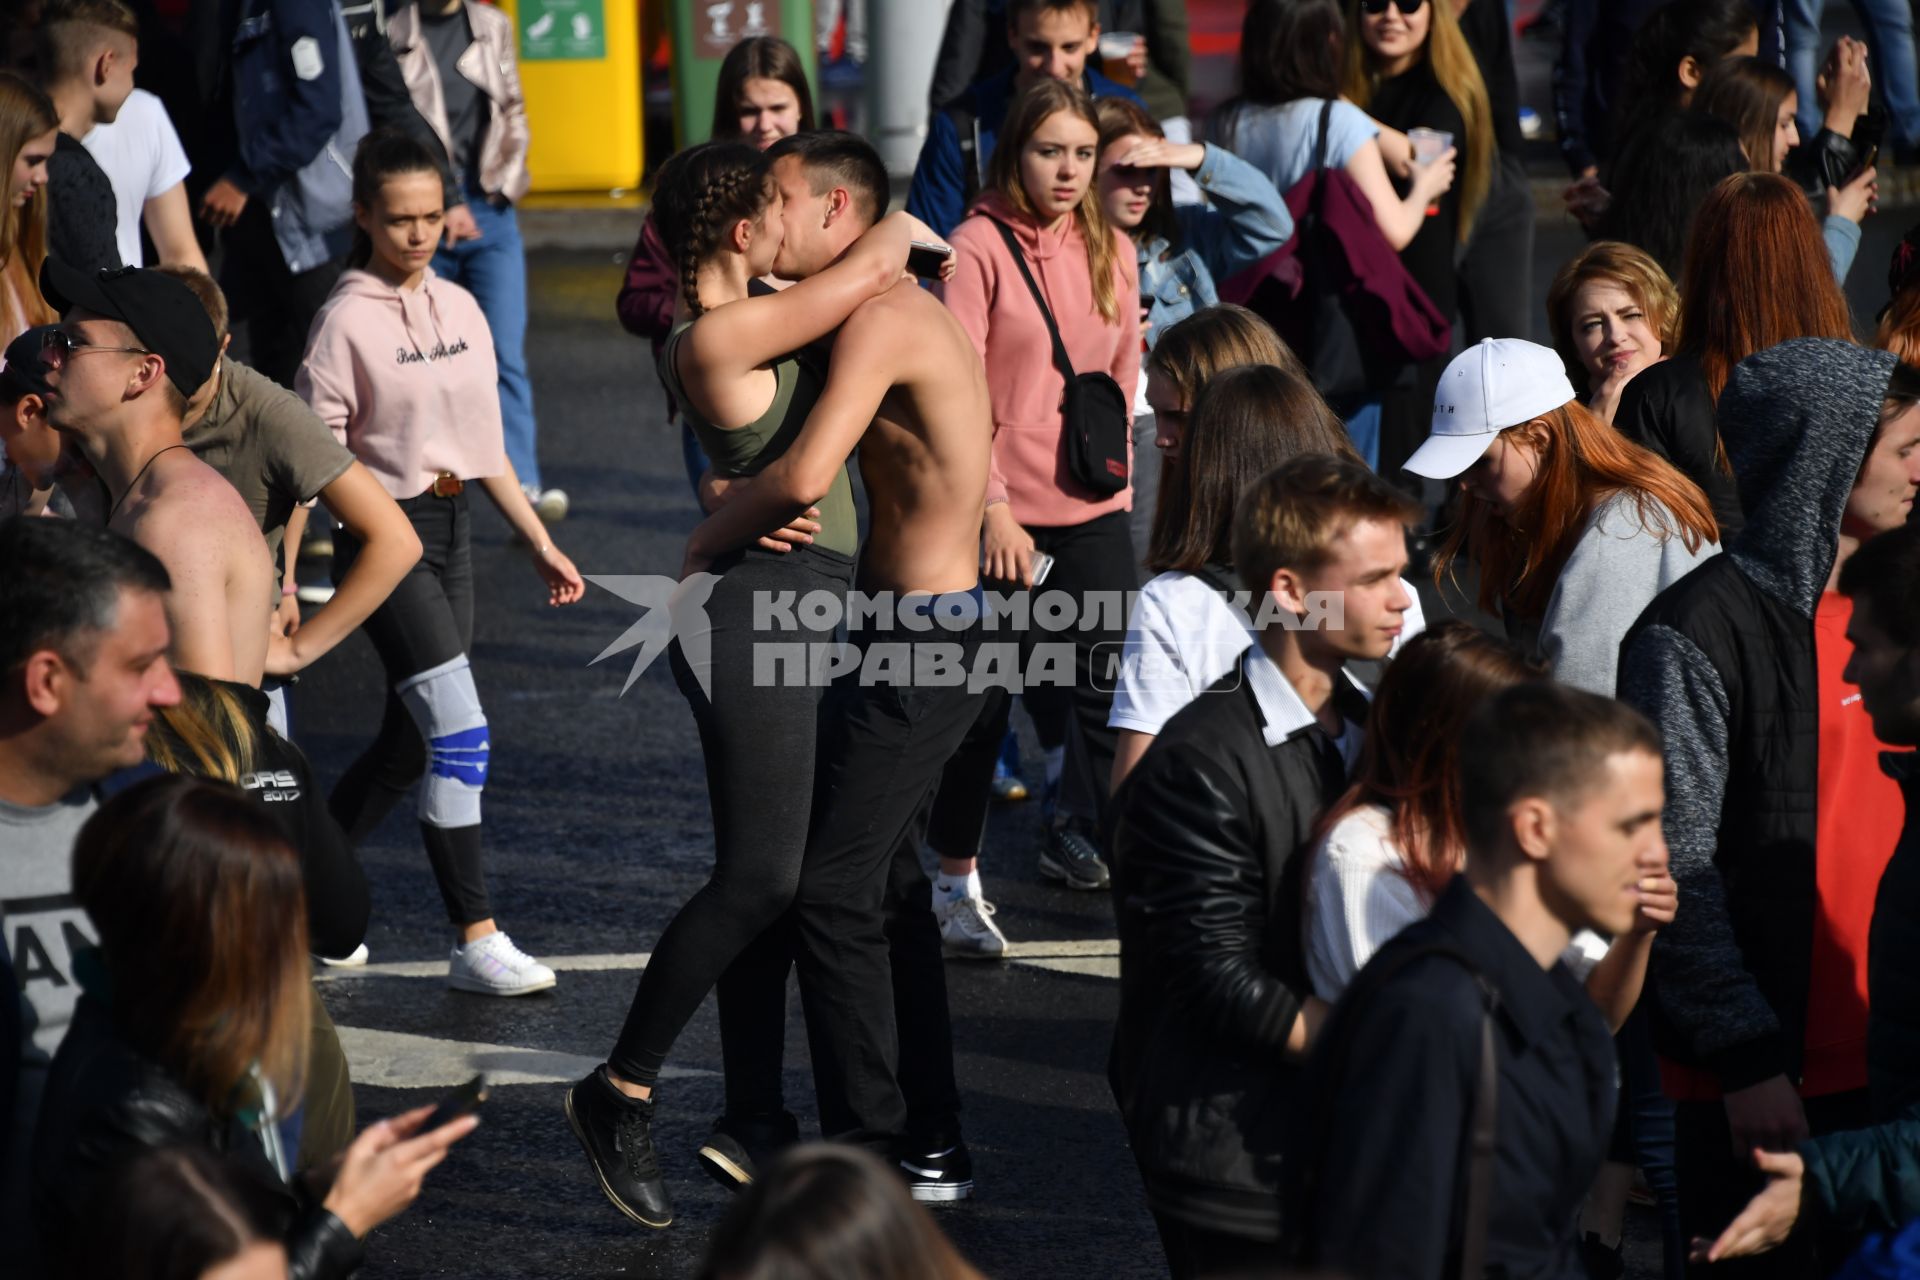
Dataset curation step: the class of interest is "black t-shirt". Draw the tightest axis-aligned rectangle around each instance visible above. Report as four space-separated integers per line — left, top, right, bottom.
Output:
47 132 123 272
1369 61 1465 320
1612 354 1746 541
1454 0 1523 157
420 7 486 191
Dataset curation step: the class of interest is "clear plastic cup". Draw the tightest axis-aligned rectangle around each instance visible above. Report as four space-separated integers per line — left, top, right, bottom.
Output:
1409 127 1454 166
1099 32 1141 87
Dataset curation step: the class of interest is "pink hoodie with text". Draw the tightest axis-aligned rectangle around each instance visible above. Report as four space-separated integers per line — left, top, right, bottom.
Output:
940 191 1140 528
297 268 509 500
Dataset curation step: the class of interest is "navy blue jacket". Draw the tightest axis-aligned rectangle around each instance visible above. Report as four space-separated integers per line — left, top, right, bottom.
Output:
905 66 1142 237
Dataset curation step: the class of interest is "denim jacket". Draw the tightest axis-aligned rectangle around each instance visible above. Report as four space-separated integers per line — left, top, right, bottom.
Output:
230 0 369 273
1140 143 1293 346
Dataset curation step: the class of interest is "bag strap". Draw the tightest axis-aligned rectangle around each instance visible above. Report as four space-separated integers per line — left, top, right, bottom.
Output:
1313 98 1334 175
1290 940 1501 1280
989 217 1081 385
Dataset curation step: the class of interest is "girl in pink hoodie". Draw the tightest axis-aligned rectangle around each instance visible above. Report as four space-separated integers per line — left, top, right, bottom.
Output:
938 77 1141 896
297 131 584 998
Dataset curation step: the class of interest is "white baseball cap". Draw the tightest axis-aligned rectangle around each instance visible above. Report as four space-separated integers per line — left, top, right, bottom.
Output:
1403 338 1577 479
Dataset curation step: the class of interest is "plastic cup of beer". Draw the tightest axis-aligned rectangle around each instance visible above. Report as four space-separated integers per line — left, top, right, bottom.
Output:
1099 32 1141 86
1409 127 1453 166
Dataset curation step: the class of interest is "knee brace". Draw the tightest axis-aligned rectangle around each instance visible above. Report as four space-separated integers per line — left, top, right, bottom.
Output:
396 655 489 828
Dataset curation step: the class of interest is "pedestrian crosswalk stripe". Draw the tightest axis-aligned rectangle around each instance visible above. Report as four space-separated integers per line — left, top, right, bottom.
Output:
330 1024 717 1090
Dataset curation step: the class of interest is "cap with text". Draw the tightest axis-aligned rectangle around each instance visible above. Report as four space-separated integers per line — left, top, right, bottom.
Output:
1403 337 1577 479
37 260 219 399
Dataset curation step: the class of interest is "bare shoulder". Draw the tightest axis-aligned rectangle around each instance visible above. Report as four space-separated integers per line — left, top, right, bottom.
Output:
845 280 963 346
138 455 264 545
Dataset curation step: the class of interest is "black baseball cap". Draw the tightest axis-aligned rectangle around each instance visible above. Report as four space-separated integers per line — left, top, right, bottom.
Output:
37 259 219 398
0 324 54 403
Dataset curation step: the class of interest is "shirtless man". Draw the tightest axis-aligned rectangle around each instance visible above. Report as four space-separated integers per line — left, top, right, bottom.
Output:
681 132 995 1199
37 260 274 685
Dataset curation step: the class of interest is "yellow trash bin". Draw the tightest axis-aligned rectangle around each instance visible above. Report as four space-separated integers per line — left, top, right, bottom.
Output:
496 0 642 192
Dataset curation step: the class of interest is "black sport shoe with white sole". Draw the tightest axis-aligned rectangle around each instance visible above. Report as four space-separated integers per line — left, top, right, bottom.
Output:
900 1142 975 1202
693 1111 798 1192
565 1068 673 1228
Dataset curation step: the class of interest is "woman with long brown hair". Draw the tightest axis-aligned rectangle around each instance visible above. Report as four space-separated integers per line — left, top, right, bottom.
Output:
1344 0 1495 476
1613 170 1854 540
29 775 475 1276
1410 338 1720 695
0 71 56 345
942 76 1139 887
1109 360 1425 790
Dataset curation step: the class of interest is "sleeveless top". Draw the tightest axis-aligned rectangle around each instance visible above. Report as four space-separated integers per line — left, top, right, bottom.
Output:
660 320 857 556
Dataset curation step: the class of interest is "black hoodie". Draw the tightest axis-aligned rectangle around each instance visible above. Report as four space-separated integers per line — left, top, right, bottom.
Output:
1619 338 1896 1089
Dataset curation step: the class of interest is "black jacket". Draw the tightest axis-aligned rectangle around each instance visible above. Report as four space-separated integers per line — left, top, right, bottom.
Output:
30 993 363 1278
1283 880 1617 1280
1619 338 1896 1088
1613 354 1745 541
1109 654 1367 1241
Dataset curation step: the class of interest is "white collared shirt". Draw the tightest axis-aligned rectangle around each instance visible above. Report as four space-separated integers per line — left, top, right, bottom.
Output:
1241 642 1368 766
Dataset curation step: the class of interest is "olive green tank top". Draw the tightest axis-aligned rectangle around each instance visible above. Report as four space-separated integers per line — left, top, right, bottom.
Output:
661 320 857 557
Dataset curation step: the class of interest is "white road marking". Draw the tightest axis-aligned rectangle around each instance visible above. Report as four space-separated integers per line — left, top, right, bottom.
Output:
331 1024 716 1090
317 939 1120 984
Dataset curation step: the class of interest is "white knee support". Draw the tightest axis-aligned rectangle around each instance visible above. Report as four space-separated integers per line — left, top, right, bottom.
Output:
396 655 489 828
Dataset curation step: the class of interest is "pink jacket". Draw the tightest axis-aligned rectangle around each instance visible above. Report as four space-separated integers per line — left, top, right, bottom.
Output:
941 191 1140 528
297 269 509 500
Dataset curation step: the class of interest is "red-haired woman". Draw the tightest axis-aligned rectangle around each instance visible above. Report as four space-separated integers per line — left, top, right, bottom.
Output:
1409 338 1720 697
1545 240 1678 424
1613 171 1854 541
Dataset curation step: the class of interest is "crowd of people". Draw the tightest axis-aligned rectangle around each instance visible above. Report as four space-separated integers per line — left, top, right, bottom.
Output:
2 0 1920 1277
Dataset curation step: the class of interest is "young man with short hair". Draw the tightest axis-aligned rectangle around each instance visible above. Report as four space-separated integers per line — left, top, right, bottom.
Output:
37 259 276 688
1618 340 1920 1274
1109 452 1416 1278
1700 521 1920 1263
906 0 1143 236
35 0 139 271
0 517 179 1253
1283 681 1661 1280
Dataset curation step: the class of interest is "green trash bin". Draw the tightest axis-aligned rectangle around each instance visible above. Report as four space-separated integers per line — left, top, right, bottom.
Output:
671 1 817 148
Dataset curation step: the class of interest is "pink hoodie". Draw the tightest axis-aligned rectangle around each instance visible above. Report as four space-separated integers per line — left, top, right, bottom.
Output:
297 268 509 500
940 191 1141 528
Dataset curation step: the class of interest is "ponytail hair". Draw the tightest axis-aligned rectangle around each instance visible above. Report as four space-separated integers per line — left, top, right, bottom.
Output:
651 141 774 318
346 129 443 271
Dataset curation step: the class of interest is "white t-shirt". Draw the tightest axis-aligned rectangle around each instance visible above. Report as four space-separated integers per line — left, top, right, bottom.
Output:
1213 98 1379 199
1107 569 1427 737
1305 804 1612 1000
80 89 191 269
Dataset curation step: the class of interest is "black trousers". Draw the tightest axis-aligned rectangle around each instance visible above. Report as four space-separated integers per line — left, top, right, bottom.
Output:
1457 152 1536 347
607 544 852 1094
329 489 490 925
790 605 993 1151
1151 1210 1287 1280
1675 1087 1873 1278
220 200 344 392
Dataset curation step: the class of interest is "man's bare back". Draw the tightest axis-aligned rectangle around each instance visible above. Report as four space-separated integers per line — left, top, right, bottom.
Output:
112 448 274 685
835 279 990 596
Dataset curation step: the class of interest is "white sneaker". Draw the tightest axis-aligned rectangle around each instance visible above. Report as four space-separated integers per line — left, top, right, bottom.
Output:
523 483 570 525
448 931 557 996
936 893 1007 960
319 942 369 967
296 583 336 605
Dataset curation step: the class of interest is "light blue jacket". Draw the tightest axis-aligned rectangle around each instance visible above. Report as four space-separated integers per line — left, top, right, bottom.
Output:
1138 143 1293 346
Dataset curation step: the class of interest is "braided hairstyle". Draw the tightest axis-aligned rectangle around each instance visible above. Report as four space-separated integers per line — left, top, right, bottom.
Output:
651 141 774 318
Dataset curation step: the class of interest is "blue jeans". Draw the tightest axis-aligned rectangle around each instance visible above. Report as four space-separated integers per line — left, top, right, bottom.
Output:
1786 0 1920 147
1344 401 1382 472
432 196 542 489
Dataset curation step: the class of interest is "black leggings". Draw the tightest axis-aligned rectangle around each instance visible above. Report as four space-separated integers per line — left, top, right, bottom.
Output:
608 544 853 1090
328 490 490 925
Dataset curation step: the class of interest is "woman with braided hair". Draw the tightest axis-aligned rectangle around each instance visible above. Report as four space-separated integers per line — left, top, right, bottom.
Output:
567 138 950 1228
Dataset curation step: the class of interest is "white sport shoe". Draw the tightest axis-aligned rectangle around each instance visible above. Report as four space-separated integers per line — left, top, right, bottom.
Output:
319 942 369 967
936 893 1007 960
448 931 557 996
523 483 570 525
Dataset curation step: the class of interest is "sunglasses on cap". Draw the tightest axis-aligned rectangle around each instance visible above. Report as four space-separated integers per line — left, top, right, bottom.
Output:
1360 0 1427 14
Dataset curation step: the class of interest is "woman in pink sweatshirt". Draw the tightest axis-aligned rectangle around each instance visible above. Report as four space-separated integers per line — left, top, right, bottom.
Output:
939 77 1141 893
297 131 584 998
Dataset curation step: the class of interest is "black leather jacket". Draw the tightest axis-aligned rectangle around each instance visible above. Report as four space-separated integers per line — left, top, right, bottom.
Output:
1109 662 1368 1242
30 994 364 1279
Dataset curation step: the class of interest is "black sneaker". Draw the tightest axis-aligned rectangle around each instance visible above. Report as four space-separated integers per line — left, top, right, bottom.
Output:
1037 823 1110 890
694 1112 798 1193
900 1142 975 1202
564 1068 674 1228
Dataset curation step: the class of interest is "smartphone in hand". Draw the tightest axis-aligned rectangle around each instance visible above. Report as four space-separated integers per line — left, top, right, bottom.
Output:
421 1073 489 1132
908 241 954 279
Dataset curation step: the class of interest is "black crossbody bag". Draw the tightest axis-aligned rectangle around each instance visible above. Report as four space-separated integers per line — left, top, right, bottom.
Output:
989 218 1130 495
